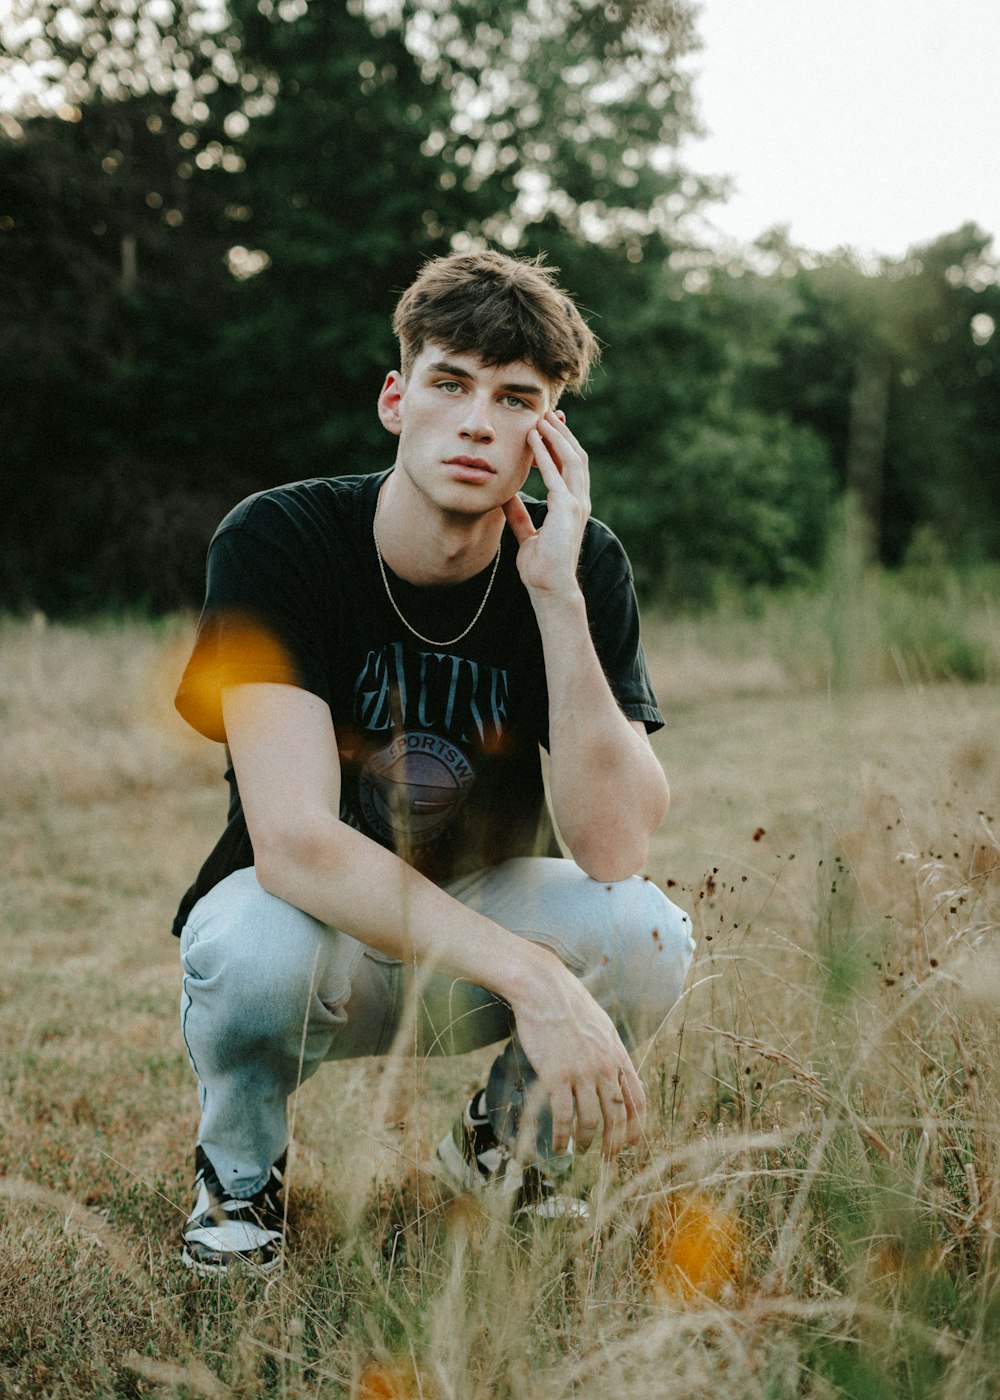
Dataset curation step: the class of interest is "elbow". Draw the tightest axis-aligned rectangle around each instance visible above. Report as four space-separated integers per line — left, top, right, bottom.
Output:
253 843 290 900
252 835 298 901
570 829 653 883
580 853 650 884
566 769 670 883
252 817 344 903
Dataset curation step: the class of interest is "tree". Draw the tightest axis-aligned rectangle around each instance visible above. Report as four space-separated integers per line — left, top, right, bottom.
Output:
744 226 1000 566
200 0 484 477
0 0 270 608
2 0 725 610
375 0 711 251
567 247 834 601
887 225 1000 561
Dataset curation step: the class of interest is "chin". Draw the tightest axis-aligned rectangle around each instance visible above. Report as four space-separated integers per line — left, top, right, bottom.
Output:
439 482 507 512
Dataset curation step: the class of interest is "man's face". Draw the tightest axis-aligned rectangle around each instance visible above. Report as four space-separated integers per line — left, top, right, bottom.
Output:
378 343 557 517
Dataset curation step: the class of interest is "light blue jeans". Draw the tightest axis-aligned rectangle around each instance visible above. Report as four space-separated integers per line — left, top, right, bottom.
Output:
179 859 694 1198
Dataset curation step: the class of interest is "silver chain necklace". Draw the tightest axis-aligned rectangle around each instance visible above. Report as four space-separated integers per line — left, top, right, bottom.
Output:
372 509 502 648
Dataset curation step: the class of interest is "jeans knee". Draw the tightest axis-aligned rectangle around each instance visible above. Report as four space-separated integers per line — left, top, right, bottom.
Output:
626 875 693 955
181 908 335 1054
594 877 694 1035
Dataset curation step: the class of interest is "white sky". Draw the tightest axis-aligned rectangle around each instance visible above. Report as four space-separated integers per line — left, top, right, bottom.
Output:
681 0 1000 259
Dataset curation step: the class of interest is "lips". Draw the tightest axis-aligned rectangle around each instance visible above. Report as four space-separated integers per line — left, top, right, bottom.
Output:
445 456 495 473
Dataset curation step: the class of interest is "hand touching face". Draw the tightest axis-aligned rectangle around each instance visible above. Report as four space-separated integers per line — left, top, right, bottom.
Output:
503 409 591 601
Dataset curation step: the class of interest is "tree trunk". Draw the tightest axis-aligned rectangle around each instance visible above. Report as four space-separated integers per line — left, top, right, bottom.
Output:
120 231 137 295
844 350 891 561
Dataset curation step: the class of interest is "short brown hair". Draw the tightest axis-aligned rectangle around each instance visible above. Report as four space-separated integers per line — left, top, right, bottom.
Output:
392 249 600 395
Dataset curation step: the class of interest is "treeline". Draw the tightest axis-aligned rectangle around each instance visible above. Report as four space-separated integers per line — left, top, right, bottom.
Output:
2 0 998 614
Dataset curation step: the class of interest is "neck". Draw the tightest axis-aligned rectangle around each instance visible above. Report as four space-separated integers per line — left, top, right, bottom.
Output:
375 471 505 586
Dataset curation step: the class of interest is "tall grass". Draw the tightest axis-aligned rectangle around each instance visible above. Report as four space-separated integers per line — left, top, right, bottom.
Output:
643 529 1000 702
1 587 999 1398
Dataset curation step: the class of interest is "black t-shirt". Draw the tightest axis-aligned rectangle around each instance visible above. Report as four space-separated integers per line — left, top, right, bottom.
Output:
172 470 662 934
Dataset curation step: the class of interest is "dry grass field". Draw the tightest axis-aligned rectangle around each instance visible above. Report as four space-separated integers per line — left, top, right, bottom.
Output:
2 593 999 1399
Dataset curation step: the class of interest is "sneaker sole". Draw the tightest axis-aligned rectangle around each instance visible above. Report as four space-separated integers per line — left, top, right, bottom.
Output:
181 1246 283 1277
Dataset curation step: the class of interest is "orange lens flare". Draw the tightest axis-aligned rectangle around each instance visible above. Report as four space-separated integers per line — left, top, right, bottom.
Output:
179 611 297 740
648 1191 744 1302
355 1360 428 1399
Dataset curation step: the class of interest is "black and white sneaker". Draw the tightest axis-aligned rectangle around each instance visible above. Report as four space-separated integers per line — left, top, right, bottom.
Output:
435 1090 589 1221
181 1145 287 1275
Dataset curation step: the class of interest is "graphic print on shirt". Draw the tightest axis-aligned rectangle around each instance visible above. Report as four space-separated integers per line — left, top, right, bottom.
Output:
353 643 508 847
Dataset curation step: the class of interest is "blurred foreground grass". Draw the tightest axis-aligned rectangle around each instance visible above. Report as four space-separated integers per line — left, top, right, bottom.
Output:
1 578 999 1398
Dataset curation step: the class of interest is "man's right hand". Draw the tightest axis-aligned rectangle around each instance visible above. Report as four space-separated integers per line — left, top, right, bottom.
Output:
508 942 646 1160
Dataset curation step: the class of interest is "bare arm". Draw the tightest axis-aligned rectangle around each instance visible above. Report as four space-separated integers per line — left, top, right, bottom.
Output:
504 412 669 881
221 681 645 1158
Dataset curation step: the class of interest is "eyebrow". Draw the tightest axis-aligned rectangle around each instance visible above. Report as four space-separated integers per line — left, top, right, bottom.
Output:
428 360 546 399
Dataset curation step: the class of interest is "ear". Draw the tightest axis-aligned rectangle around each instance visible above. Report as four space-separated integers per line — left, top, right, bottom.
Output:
377 371 405 436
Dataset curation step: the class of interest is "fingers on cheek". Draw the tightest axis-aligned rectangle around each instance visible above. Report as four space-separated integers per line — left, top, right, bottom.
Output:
528 430 552 466
538 416 570 449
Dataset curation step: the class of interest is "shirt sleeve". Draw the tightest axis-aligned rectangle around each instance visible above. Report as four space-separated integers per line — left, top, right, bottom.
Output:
578 519 664 733
175 497 338 743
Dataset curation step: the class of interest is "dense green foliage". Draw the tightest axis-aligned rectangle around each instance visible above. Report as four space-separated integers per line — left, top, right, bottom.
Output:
1 0 997 612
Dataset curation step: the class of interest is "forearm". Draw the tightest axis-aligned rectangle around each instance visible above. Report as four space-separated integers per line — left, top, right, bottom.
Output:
535 589 669 879
254 815 549 1004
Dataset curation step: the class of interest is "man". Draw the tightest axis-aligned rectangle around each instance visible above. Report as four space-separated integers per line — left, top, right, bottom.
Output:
174 249 693 1274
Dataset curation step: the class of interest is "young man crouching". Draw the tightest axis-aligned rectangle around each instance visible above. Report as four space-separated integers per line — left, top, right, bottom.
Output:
173 249 693 1272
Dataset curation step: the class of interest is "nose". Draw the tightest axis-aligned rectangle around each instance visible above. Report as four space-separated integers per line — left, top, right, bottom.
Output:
459 392 495 443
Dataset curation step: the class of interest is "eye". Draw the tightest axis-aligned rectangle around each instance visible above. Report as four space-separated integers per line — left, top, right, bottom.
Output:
437 380 464 394
502 394 529 409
